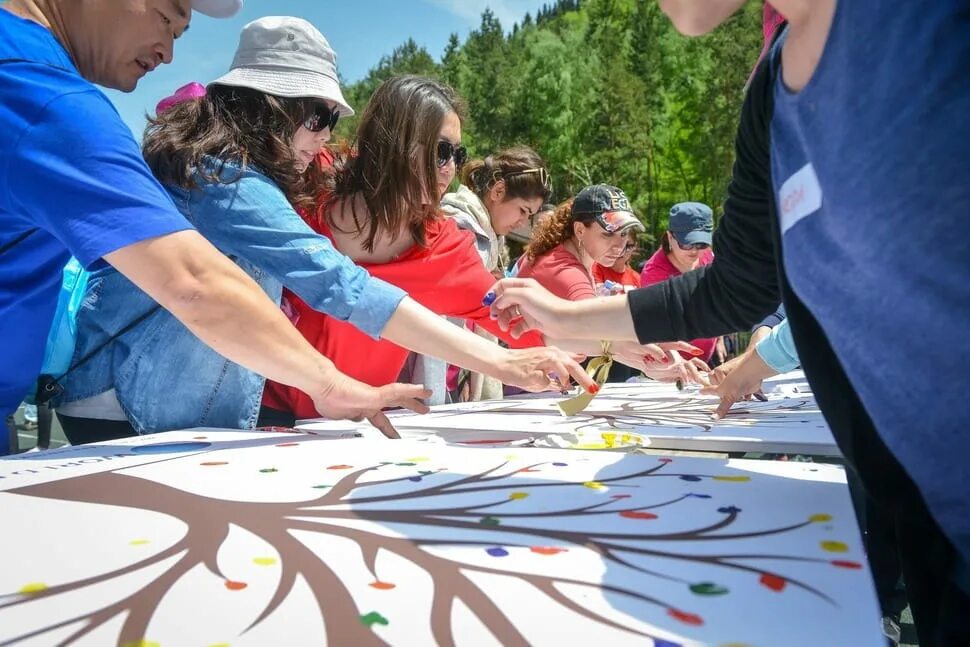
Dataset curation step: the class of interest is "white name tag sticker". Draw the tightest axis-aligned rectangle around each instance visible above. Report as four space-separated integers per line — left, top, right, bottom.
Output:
778 162 822 234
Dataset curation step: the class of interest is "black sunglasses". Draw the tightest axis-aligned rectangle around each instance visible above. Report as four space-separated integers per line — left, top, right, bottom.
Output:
436 140 467 169
304 103 340 133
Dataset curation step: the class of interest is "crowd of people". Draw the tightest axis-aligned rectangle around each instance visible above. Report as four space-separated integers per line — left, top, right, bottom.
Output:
1 1 967 645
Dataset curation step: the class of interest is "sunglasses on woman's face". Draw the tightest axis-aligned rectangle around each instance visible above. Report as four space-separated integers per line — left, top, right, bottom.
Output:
674 238 710 251
304 103 340 133
436 140 467 169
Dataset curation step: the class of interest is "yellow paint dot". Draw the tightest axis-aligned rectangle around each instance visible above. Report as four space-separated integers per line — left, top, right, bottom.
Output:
809 514 833 523
253 557 278 566
573 442 609 450
583 481 606 491
209 643 231 647
18 582 47 595
509 492 529 500
712 475 751 482
405 457 429 462
120 641 160 647
601 432 616 447
129 539 150 546
820 540 849 553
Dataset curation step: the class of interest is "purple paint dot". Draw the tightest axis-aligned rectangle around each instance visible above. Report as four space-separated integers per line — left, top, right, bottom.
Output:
679 475 702 482
552 462 568 466
408 476 423 482
653 639 682 647
486 547 509 557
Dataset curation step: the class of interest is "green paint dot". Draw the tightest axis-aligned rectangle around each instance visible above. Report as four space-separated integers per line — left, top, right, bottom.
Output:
259 468 278 473
418 470 434 475
820 540 849 553
312 485 331 489
479 516 501 526
360 611 389 628
689 581 729 596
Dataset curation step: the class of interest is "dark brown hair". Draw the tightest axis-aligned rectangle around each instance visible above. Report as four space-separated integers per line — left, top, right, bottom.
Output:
142 85 323 210
661 230 673 254
461 145 552 204
319 75 465 252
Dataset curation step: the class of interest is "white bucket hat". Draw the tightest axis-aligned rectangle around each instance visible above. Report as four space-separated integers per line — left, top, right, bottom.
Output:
191 0 243 18
208 16 354 116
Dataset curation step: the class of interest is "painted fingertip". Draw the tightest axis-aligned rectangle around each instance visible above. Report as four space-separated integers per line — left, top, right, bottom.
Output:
482 291 497 306
587 384 600 395
690 348 704 356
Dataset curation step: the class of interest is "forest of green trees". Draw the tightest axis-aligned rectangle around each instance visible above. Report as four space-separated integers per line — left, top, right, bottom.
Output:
336 0 763 251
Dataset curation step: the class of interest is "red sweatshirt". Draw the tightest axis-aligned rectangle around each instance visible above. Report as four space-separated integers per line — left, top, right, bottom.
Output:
263 212 543 419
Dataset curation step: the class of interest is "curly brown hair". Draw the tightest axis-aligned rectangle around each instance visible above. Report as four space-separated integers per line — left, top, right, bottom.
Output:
525 198 590 260
461 145 552 204
142 85 323 210
315 75 466 252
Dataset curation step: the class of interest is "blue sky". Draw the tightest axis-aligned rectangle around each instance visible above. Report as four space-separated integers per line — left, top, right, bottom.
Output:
104 0 550 135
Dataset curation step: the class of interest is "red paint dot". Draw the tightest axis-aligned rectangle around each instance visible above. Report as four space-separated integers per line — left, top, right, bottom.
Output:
759 573 787 592
658 458 673 463
530 547 567 555
201 461 228 466
276 442 300 447
667 608 703 626
831 560 863 569
519 468 540 473
225 580 248 591
327 464 353 470
619 510 658 520
369 581 396 590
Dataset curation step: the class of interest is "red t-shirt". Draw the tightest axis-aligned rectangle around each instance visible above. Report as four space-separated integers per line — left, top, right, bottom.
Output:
262 213 543 419
516 244 596 301
639 247 719 362
592 263 641 291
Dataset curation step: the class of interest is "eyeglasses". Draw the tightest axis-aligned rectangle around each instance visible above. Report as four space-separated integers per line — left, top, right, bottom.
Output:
674 238 710 251
304 103 340 133
502 167 551 190
436 141 467 169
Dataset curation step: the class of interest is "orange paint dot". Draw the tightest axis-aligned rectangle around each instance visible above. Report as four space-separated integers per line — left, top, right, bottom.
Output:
369 581 396 590
759 573 786 592
530 547 567 555
327 464 353 470
225 580 248 591
201 461 228 466
275 442 300 447
519 467 540 473
192 436 208 440
620 510 658 520
667 608 703 626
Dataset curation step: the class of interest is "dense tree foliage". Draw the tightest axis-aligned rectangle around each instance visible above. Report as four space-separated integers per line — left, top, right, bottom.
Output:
337 0 763 250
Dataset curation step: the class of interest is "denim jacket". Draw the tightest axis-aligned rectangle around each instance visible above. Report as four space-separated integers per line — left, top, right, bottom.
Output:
61 160 405 432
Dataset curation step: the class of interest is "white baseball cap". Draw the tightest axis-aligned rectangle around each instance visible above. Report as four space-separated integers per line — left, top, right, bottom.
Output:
208 16 354 116
191 0 243 18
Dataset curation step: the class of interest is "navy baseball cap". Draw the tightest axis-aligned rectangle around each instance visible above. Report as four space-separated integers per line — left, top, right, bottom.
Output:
571 184 645 235
668 202 713 246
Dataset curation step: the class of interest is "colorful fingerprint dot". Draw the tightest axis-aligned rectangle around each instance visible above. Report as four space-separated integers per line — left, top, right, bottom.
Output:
831 560 863 569
509 492 529 500
419 470 435 475
192 436 208 440
259 468 278 473
619 510 658 520
395 462 417 467
129 539 150 546
759 573 786 591
359 611 389 628
369 581 397 590
610 494 631 499
252 557 278 566
679 475 702 482
200 461 228 466
689 582 729 596
583 481 606 491
820 540 849 553
717 506 742 514
119 641 159 647
18 582 47 595
530 546 567 555
552 462 568 466
667 608 704 626
405 457 429 462
275 442 300 447
408 476 423 482
712 475 751 482
479 516 501 526
689 493 712 499
327 464 353 470
224 580 248 591
486 547 509 557
312 484 331 489
658 458 673 463
809 513 833 523
519 467 540 473
654 640 681 647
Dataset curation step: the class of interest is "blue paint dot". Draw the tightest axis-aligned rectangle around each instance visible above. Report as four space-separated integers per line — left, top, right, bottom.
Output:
552 462 568 466
688 493 712 499
679 475 702 482
486 547 509 557
718 505 742 514
653 639 682 647
130 441 211 454
408 476 423 482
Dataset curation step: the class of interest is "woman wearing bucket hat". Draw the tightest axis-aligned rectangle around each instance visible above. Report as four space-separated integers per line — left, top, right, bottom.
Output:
58 18 592 442
262 76 597 422
640 202 726 366
515 185 707 383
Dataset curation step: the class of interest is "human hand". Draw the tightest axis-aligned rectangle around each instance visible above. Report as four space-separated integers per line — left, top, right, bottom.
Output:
311 373 431 439
715 336 728 365
637 342 710 385
495 346 598 394
700 350 777 419
486 278 578 339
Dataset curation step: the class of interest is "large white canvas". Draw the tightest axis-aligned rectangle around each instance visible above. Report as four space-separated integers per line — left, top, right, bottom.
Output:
0 432 879 646
299 371 838 456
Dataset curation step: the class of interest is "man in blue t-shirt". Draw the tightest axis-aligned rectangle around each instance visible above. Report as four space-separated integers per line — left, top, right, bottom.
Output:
1 0 431 454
